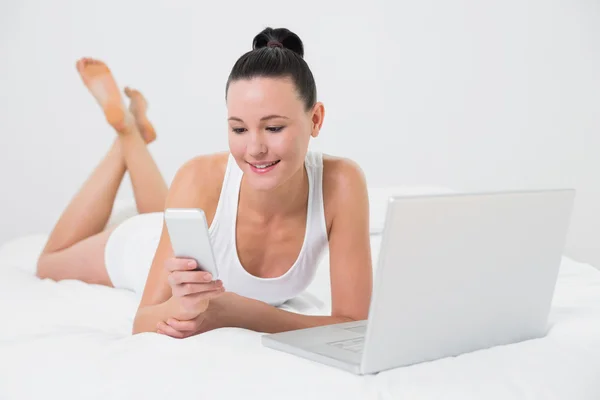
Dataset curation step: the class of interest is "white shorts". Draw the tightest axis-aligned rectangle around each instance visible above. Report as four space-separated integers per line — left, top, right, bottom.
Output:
104 212 164 294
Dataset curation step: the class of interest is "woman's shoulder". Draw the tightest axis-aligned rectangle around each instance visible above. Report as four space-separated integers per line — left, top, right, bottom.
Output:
321 154 367 191
166 152 231 222
321 154 368 228
175 152 230 182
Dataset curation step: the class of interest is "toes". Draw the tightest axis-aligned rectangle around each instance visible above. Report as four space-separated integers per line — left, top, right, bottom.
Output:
86 58 104 67
126 87 141 97
77 58 92 71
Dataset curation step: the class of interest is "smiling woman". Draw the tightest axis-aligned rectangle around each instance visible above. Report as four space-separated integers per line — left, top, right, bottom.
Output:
226 76 322 192
35 27 373 339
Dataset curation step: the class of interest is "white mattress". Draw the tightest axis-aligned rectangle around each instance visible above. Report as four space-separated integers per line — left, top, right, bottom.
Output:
1 232 600 400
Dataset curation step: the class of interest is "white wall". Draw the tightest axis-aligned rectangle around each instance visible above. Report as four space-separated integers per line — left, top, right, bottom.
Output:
1 0 599 267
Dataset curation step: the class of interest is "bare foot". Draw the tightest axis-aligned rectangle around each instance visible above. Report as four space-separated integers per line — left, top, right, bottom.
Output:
125 87 157 144
76 58 133 133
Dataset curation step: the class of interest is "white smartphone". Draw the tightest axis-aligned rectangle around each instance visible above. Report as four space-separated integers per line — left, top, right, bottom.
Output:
164 208 219 280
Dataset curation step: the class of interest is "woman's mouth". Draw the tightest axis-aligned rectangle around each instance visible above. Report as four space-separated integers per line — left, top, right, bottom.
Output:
247 160 281 174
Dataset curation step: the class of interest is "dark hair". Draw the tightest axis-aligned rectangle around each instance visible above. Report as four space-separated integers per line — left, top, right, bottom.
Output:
226 27 317 111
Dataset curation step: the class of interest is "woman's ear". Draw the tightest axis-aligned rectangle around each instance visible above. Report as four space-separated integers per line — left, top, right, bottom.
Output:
310 102 325 138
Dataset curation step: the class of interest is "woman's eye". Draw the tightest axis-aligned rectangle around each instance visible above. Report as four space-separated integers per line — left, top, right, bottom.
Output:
232 127 246 134
266 126 284 133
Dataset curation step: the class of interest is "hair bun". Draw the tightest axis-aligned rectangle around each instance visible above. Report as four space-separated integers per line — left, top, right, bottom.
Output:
252 27 304 58
266 40 283 48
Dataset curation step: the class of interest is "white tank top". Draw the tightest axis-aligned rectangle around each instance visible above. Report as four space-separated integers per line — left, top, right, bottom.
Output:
208 151 329 306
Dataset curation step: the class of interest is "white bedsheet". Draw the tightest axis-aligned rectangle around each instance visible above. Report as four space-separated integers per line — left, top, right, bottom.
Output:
0 234 599 400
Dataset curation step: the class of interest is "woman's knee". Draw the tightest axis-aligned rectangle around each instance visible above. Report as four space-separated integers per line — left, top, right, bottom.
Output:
36 250 80 282
35 234 113 286
36 253 58 280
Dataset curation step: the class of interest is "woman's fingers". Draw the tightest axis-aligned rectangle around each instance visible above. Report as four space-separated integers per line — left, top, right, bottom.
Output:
171 280 224 297
164 257 198 273
167 317 202 332
168 270 214 286
157 322 186 338
165 261 223 297
179 287 225 308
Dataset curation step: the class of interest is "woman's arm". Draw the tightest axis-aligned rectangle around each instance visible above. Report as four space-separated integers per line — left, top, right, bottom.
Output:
132 154 226 334
208 292 355 333
324 158 373 321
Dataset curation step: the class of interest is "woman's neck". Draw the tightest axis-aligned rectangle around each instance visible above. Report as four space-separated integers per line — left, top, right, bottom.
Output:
239 165 308 220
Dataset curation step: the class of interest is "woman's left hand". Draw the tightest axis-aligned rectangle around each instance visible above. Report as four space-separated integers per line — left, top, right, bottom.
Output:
157 292 238 338
156 314 209 338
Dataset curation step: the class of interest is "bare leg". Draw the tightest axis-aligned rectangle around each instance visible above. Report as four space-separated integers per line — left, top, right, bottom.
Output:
41 140 126 255
37 229 115 285
37 136 125 285
126 86 156 144
122 87 167 213
37 59 167 285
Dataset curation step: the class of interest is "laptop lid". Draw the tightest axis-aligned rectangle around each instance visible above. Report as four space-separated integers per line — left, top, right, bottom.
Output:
360 189 575 374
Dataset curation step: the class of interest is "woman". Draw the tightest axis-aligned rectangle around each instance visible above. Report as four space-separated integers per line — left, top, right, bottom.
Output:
37 27 373 338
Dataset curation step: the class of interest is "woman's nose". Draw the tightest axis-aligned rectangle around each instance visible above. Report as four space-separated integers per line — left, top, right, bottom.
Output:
247 131 267 156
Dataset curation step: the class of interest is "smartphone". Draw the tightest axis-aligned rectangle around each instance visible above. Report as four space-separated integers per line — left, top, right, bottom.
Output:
164 208 219 280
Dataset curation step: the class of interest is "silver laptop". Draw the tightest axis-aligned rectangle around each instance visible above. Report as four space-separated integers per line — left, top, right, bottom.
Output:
262 189 575 374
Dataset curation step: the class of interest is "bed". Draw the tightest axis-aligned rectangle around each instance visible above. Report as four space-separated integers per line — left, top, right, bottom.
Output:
1 187 599 400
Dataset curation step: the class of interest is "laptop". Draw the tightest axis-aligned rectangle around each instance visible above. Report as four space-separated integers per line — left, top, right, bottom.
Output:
262 189 575 374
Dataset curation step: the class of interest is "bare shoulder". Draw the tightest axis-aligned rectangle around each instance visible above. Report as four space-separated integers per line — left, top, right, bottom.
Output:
172 152 228 184
321 154 369 232
322 154 367 189
167 152 230 224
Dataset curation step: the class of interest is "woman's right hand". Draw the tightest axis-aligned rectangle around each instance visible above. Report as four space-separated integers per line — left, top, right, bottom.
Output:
163 257 225 321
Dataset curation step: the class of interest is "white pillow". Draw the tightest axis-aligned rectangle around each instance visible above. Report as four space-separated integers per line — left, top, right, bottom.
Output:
368 186 455 234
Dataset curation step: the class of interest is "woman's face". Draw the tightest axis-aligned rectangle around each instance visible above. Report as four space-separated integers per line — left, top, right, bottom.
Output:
226 77 324 192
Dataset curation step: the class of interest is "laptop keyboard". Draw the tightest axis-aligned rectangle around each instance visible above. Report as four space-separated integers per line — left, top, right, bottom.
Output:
327 337 365 353
344 325 367 335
